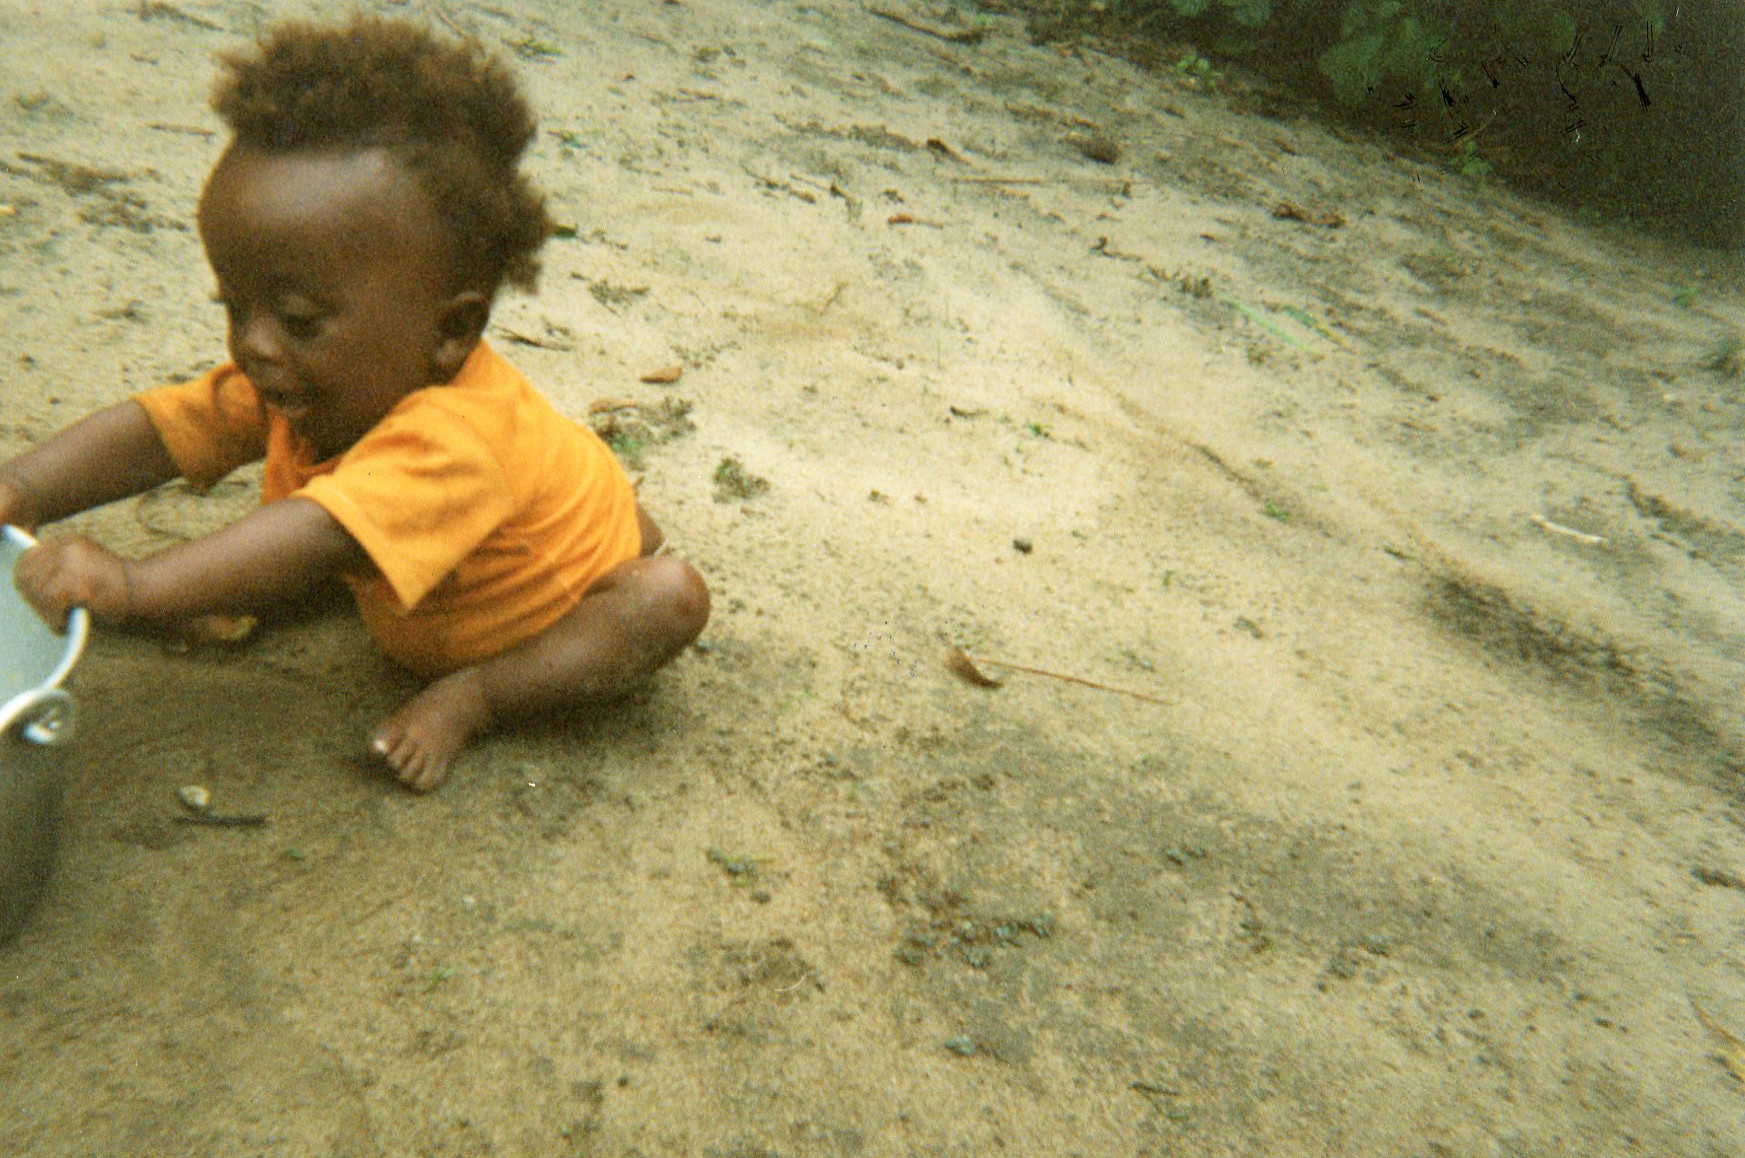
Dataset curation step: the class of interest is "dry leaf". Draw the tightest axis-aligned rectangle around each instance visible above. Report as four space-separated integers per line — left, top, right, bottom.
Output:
1693 1002 1745 1085
1273 201 1346 228
589 397 638 414
1691 865 1745 890
499 328 572 350
640 364 683 384
946 646 1004 688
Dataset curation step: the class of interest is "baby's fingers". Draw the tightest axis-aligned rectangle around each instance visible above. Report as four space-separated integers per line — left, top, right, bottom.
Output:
13 547 77 633
14 537 127 630
0 480 41 533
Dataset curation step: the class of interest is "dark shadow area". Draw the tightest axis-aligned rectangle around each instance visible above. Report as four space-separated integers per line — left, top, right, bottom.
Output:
999 0 1745 246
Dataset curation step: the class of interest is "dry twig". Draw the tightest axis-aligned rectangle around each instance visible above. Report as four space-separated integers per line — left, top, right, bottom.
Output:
947 646 1167 705
1530 514 1607 547
868 6 987 43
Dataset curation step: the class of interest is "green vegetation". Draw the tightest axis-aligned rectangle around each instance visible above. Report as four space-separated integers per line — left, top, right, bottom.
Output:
1451 138 1491 179
1216 292 1316 351
706 846 772 885
603 430 645 470
1093 0 1269 24
1316 0 1445 107
1159 0 1271 26
712 455 769 502
1173 50 1224 91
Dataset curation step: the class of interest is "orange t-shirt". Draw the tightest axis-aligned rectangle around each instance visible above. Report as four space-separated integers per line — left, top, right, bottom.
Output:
134 341 643 676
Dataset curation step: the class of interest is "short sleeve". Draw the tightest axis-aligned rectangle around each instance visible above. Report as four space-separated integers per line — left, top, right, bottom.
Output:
293 403 515 612
133 364 269 489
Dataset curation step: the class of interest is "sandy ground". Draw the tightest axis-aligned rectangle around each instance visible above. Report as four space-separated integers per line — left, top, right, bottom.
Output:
3 1 1745 1154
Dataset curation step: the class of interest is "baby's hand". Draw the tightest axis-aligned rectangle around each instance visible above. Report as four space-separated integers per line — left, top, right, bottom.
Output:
0 479 40 532
14 535 131 632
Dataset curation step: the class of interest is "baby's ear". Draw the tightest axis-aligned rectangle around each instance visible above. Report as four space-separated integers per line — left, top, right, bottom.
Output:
431 291 490 381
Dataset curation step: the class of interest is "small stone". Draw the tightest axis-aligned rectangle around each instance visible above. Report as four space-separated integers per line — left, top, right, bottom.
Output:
185 613 258 645
176 785 211 814
943 1035 977 1056
1070 133 1122 164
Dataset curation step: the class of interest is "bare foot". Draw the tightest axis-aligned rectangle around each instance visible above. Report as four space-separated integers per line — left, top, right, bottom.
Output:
371 667 494 792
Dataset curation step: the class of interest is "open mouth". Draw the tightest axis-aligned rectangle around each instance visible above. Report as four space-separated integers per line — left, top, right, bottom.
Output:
250 371 308 419
265 404 331 454
260 396 314 431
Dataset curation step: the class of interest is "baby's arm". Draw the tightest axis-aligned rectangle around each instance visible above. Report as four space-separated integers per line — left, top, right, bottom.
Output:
0 401 179 530
2 399 367 631
16 497 365 632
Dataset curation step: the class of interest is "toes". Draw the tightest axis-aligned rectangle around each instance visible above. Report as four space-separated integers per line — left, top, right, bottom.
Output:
371 727 448 793
408 756 447 793
370 730 407 772
367 675 487 794
391 745 428 789
371 729 420 783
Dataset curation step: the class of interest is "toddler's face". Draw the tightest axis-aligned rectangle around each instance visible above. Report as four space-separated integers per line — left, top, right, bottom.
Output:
197 146 463 460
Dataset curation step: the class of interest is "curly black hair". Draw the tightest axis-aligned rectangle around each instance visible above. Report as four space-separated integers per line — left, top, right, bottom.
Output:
210 15 553 295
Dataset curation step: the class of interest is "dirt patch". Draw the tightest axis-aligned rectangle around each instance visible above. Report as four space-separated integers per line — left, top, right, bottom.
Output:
1427 569 1742 794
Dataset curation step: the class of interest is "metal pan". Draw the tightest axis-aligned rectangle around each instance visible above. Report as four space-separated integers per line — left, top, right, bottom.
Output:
0 525 88 945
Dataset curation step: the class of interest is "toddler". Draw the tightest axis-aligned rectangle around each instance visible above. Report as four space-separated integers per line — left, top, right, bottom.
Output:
0 16 709 791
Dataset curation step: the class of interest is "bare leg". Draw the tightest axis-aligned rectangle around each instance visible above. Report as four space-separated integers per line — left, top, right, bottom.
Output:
371 551 709 791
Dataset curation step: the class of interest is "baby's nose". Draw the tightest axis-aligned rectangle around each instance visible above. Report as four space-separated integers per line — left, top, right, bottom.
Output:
234 313 287 366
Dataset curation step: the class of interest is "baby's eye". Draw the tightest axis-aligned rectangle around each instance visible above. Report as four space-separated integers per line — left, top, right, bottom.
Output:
278 309 323 341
